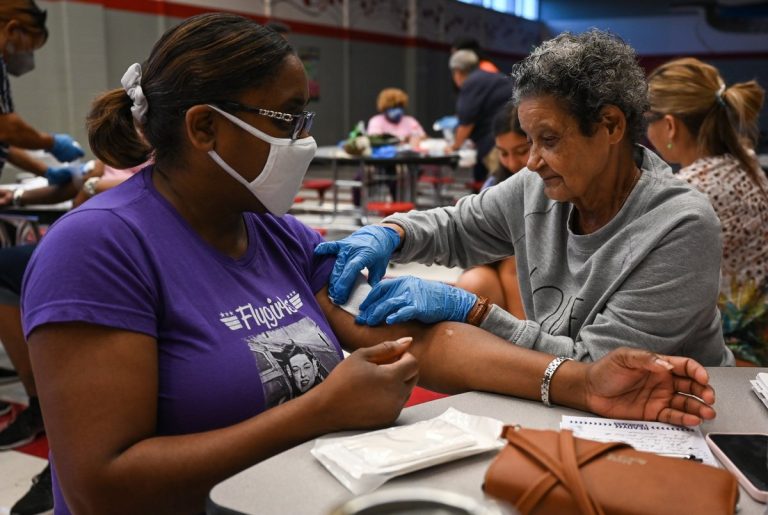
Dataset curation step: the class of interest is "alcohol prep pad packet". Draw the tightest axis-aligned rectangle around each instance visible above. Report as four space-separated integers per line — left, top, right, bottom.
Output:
311 408 504 494
336 273 371 318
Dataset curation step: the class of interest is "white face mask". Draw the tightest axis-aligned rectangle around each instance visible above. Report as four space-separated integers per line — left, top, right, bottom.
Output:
207 104 317 216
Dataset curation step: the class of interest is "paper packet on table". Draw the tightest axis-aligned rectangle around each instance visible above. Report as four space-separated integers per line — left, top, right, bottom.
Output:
751 372 768 410
311 407 504 494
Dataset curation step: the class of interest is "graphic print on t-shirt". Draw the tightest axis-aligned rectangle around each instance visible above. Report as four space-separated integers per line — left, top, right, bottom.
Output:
245 317 341 408
530 267 585 338
219 290 304 330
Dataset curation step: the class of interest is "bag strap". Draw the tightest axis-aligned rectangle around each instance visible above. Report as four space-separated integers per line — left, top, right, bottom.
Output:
559 430 605 515
507 429 626 514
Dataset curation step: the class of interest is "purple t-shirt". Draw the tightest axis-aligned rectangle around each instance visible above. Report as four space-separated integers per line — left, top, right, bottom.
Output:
21 167 341 514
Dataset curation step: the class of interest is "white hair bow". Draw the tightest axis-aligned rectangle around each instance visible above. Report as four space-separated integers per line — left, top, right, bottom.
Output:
121 63 148 124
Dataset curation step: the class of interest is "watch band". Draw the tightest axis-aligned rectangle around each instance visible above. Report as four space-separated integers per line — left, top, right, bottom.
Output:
540 356 574 407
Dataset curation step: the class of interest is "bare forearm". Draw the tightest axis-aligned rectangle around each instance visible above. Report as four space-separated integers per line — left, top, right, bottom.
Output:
13 184 78 206
321 293 589 409
0 114 53 149
61 390 335 515
32 320 410 515
7 146 47 175
451 124 473 151
411 322 587 410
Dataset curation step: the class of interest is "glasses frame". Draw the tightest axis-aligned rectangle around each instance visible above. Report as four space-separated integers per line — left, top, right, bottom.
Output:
213 101 315 140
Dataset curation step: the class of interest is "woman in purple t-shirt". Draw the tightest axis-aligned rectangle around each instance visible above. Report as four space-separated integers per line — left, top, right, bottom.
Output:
22 14 718 514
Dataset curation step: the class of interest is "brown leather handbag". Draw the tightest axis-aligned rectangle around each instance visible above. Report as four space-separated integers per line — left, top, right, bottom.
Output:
483 426 739 515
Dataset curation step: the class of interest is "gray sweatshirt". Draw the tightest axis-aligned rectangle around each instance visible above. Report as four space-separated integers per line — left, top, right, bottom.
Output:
385 147 734 366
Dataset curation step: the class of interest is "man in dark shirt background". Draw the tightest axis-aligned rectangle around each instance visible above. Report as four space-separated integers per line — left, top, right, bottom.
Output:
448 49 514 182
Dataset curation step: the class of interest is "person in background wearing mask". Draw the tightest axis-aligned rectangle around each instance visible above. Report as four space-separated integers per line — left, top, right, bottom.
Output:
0 0 85 394
358 87 426 205
455 102 530 320
367 87 426 144
0 5 85 513
0 158 146 515
23 15 716 513
0 0 85 189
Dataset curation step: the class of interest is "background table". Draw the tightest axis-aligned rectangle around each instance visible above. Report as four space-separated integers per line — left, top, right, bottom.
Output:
0 203 71 246
207 367 767 515
0 203 70 226
310 146 460 223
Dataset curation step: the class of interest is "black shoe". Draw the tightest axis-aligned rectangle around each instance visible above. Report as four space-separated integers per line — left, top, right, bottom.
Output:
11 463 53 515
0 399 44 450
0 400 11 416
0 366 19 385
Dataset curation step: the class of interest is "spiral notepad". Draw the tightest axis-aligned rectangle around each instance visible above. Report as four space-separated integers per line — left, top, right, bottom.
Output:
560 416 718 467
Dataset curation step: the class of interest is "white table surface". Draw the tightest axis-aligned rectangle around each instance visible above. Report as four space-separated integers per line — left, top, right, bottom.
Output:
207 367 768 515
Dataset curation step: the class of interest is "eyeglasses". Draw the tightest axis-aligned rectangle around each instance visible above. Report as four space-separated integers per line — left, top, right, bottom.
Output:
1 6 49 40
213 101 315 140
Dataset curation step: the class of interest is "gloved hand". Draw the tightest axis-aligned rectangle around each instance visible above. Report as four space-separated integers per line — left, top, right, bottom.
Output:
356 275 477 326
49 133 85 163
44 166 74 186
314 225 401 305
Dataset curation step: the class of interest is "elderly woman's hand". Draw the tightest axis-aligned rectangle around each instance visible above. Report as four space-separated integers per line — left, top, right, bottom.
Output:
584 348 716 426
356 275 477 325
314 225 402 305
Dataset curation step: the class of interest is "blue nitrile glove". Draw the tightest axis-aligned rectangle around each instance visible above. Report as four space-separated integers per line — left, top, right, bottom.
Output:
49 133 85 163
371 145 398 158
314 225 401 305
432 115 458 132
44 166 74 186
356 275 477 326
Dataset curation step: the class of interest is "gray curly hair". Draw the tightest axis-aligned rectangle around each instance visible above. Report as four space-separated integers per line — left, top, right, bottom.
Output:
511 29 649 144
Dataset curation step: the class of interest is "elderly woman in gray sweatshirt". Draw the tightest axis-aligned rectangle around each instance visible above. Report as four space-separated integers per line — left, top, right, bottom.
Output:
316 29 734 366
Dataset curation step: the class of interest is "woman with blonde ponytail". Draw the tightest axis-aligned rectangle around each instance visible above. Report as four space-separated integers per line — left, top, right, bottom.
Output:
647 57 768 365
